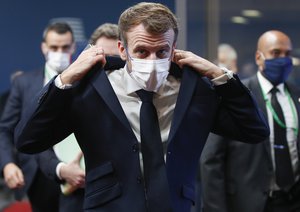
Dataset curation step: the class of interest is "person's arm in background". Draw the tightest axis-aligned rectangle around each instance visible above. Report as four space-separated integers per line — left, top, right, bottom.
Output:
0 77 25 189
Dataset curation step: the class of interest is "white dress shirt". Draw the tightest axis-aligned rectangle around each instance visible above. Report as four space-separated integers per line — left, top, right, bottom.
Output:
257 71 299 190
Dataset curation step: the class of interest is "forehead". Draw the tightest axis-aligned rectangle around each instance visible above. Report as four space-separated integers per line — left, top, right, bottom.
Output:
44 31 73 45
263 34 292 53
126 24 175 50
95 37 119 55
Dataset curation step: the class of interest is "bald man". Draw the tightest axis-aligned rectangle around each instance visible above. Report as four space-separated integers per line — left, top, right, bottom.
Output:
217 43 238 73
200 30 300 212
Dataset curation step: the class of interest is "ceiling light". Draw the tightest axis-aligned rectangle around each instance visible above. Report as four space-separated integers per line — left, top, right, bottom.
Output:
231 16 249 24
242 10 262 18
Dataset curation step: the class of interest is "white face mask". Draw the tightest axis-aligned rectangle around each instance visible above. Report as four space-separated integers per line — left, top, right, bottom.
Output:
128 57 171 92
46 51 71 73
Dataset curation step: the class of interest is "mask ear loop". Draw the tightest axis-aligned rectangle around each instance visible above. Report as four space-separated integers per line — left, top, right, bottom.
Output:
125 48 134 62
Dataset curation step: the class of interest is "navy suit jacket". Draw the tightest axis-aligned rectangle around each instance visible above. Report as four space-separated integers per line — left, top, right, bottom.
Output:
200 74 300 212
15 60 269 212
0 70 61 200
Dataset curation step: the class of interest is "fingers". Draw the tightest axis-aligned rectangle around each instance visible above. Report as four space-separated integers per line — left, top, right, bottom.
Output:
173 49 192 68
61 45 106 84
73 151 83 163
84 44 104 57
4 165 25 189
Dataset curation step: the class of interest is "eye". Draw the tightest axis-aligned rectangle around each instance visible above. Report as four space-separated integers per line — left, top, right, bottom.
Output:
48 45 58 51
62 45 72 52
271 50 282 58
134 49 148 58
157 49 169 58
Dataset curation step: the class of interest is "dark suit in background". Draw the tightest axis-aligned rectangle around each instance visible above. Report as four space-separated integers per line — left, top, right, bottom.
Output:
0 70 61 212
200 30 300 212
0 91 9 116
200 74 300 212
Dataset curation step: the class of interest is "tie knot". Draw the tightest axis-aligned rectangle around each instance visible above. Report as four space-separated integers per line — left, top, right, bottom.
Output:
136 89 154 102
270 87 279 95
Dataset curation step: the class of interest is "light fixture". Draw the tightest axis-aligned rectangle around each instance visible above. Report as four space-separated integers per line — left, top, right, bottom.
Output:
231 16 249 24
242 10 262 18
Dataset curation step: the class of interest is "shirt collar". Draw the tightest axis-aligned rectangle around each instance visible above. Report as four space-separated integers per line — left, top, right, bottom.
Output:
257 71 285 95
45 63 59 81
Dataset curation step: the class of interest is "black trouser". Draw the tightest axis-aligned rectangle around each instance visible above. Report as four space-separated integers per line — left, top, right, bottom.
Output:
27 170 60 212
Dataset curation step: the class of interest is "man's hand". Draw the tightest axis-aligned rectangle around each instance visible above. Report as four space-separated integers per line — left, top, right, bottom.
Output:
59 152 85 188
3 163 25 189
173 49 223 79
61 45 106 85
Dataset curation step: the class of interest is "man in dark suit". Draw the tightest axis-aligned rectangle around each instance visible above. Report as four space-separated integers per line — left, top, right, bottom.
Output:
15 2 269 212
200 30 300 212
0 22 86 212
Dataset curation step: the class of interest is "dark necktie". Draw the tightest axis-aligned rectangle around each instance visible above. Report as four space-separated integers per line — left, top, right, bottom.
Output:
136 89 171 212
270 87 295 188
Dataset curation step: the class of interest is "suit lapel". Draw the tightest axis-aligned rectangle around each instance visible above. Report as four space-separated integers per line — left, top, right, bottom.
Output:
248 75 272 160
92 69 133 132
35 70 45 91
168 66 198 142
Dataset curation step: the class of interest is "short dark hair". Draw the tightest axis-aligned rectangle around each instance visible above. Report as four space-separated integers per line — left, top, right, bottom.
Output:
118 2 178 47
43 22 74 42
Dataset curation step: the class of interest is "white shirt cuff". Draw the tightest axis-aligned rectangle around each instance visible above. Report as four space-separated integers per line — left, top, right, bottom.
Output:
56 162 66 180
211 67 234 86
54 75 73 89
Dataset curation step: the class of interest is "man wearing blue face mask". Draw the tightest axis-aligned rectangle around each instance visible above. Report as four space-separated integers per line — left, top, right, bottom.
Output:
201 30 300 212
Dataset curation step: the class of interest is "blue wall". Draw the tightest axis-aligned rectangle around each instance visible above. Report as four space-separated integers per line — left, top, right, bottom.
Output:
0 0 175 93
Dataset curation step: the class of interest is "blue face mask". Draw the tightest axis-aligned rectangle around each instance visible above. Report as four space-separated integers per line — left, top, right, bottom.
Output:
262 57 293 86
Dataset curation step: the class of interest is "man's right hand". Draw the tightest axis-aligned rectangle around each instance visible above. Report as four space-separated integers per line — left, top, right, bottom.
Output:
60 45 106 85
3 163 25 189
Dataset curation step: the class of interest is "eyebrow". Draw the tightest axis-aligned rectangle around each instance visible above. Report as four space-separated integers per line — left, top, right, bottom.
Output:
133 44 171 51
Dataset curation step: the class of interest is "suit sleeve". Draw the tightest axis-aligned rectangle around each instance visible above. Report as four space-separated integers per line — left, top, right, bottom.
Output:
15 77 73 154
200 133 229 212
0 78 23 171
37 149 63 183
212 75 269 143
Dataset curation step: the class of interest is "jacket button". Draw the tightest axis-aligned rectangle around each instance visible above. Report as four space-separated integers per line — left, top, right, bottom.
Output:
132 144 138 152
137 176 142 184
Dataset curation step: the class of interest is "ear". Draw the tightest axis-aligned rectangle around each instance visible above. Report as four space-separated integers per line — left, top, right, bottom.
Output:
118 41 127 60
255 51 264 70
41 42 48 56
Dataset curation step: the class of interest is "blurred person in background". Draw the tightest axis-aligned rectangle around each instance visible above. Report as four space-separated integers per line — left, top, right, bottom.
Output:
200 30 300 212
38 22 120 212
0 71 23 116
0 22 84 212
0 70 23 210
89 23 119 56
217 43 238 73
